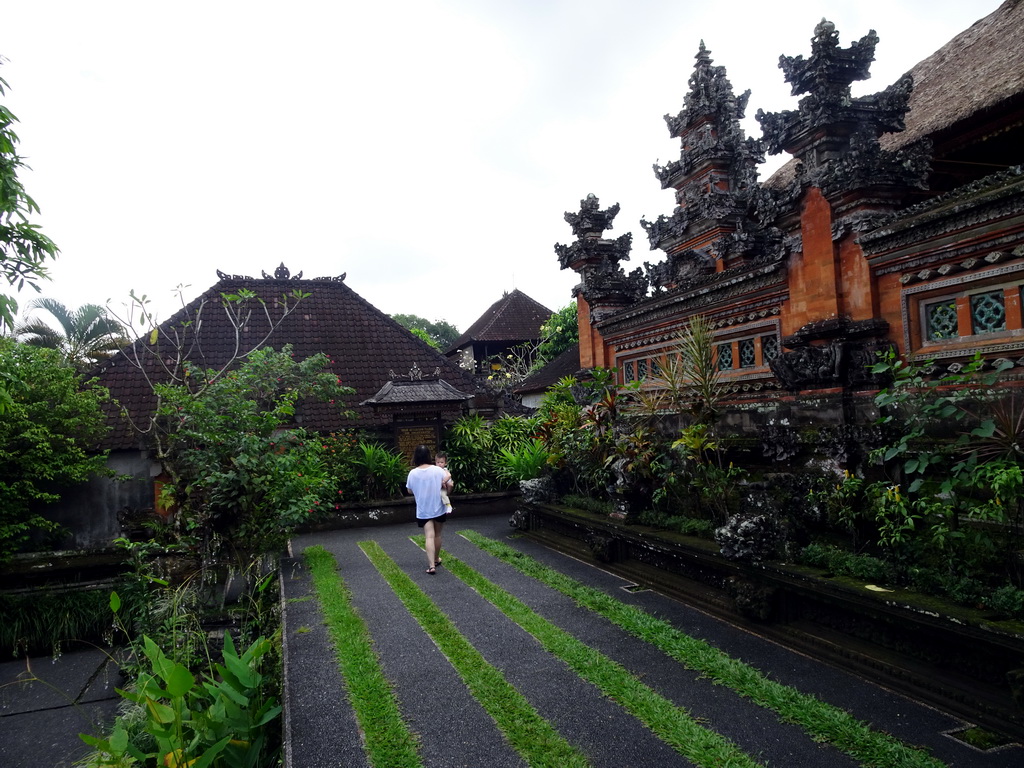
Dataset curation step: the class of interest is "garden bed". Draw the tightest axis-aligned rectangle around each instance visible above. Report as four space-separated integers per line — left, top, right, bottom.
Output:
520 503 1024 742
295 491 520 532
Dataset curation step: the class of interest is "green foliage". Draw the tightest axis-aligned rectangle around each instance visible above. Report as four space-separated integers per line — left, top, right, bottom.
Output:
560 494 616 515
671 424 745 523
14 297 128 373
533 375 612 497
496 438 550 483
408 327 436 348
534 303 578 368
443 414 497 493
390 313 460 350
0 70 60 331
678 314 722 424
442 414 543 492
351 442 407 500
0 338 111 560
799 542 895 584
0 588 116 657
636 509 715 538
154 345 354 564
867 351 1024 583
81 631 280 768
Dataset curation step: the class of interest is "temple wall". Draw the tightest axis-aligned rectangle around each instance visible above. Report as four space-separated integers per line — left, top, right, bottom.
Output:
783 188 842 335
838 234 875 321
577 295 596 369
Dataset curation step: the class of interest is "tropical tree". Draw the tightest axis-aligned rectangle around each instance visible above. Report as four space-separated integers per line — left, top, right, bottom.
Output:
391 313 460 350
0 338 110 561
15 297 128 373
534 303 578 369
0 67 59 331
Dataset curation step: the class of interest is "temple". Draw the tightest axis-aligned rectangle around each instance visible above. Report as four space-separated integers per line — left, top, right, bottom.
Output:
558 2 1024 455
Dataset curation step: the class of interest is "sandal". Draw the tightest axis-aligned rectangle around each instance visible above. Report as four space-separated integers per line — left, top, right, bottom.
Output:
426 566 436 575
435 559 442 567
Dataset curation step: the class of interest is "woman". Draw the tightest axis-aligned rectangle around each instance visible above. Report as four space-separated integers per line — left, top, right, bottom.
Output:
405 444 453 574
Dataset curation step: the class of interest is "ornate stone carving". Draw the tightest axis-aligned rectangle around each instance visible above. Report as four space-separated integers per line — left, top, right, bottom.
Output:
756 19 920 195
645 248 715 292
556 195 648 307
769 317 892 390
644 43 765 258
261 263 304 280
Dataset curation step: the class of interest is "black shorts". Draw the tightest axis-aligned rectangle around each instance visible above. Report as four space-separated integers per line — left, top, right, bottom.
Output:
416 513 447 528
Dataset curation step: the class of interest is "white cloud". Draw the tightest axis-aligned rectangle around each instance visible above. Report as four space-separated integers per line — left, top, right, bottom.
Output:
1 0 1005 330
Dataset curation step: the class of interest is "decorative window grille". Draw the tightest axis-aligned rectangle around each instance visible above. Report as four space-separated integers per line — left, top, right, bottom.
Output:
925 299 958 340
624 361 634 381
637 359 649 379
650 358 661 378
716 342 733 371
970 290 1005 334
762 334 780 361
739 338 756 368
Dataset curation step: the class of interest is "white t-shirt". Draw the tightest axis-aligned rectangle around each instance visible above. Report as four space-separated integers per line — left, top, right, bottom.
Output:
406 465 447 519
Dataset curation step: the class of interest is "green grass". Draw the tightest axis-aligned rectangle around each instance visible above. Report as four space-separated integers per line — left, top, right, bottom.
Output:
459 529 948 768
358 540 591 768
413 536 763 768
303 546 422 768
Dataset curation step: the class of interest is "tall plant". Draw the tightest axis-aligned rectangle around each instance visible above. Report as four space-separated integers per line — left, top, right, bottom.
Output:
0 339 111 561
14 297 128 373
677 313 723 425
154 346 353 566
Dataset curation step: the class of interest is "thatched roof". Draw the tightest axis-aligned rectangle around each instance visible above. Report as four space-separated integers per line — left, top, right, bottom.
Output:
881 0 1024 151
766 0 1023 186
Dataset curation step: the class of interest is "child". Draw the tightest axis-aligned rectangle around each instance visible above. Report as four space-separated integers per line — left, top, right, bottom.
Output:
435 451 454 514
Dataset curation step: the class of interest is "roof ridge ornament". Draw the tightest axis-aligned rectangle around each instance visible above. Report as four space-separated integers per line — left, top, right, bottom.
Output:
389 363 443 381
261 263 304 280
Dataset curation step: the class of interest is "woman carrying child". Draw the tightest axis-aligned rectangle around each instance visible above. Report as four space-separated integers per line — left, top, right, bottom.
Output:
405 444 453 574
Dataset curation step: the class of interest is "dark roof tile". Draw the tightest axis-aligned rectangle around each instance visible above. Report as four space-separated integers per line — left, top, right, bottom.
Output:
447 289 553 351
95 272 476 450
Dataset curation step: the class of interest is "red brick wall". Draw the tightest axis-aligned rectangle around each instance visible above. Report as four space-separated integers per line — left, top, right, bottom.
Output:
784 187 841 335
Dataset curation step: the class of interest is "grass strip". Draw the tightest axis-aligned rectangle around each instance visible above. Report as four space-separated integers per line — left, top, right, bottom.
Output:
303 546 423 768
358 540 591 768
459 529 947 768
413 536 762 768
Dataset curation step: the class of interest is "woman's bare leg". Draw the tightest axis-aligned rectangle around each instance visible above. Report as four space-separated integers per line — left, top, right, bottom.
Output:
424 520 439 570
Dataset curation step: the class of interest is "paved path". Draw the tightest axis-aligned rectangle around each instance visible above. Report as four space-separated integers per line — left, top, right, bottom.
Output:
4 511 1023 767
284 513 1024 768
0 645 120 768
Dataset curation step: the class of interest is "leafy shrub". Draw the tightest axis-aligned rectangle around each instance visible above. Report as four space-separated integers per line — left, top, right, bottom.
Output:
0 339 111 560
444 414 541 493
351 442 407 500
799 543 894 583
636 509 715 538
496 438 549 483
0 588 116 657
560 494 615 515
153 346 352 564
985 585 1024 619
81 630 280 767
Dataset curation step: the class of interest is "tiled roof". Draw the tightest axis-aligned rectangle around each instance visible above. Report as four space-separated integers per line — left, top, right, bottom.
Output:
446 289 553 352
515 343 582 394
361 378 474 405
94 270 476 450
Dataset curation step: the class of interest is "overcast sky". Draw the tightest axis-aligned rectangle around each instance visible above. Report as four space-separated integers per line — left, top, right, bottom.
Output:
2 0 1004 334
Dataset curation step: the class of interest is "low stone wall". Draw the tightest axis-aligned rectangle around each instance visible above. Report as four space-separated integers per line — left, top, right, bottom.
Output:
520 503 1024 742
295 491 520 532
